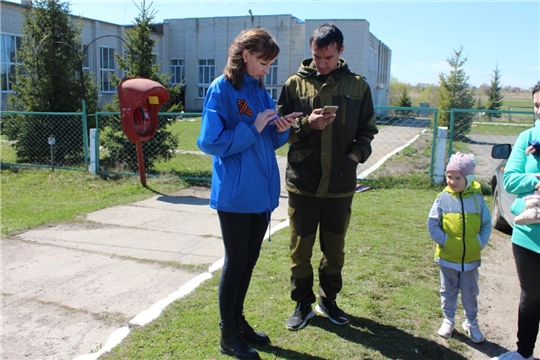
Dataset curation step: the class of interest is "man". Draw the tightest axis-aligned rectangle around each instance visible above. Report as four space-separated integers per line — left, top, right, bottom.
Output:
277 23 378 331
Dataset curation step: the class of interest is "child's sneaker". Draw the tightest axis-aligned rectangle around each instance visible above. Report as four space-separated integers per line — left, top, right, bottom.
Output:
491 350 534 360
437 318 454 338
462 320 484 343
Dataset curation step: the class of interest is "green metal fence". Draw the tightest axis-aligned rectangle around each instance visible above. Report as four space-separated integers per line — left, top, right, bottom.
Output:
0 111 89 171
1 107 535 185
440 108 535 183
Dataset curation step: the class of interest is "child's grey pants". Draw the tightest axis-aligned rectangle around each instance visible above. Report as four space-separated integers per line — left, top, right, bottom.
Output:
439 265 479 323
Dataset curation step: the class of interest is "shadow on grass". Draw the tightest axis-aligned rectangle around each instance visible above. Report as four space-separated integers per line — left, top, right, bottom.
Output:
254 343 328 360
451 330 509 359
306 315 469 360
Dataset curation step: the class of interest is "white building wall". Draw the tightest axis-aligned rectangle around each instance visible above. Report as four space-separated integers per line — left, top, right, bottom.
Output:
1 1 391 111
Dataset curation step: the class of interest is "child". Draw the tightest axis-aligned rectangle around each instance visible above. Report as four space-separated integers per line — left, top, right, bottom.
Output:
427 152 492 343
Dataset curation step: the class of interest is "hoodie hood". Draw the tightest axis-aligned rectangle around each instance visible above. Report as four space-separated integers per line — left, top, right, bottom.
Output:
297 58 351 81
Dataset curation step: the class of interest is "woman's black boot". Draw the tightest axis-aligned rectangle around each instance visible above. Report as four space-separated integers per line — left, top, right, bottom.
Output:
220 324 261 360
236 316 271 344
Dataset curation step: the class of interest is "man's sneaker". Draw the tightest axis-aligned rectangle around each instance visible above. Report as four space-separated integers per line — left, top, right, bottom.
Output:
462 320 484 343
315 300 350 325
437 318 454 338
491 350 534 360
286 303 315 331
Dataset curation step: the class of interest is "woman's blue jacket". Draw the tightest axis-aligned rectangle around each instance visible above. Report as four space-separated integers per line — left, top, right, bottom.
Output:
197 74 289 214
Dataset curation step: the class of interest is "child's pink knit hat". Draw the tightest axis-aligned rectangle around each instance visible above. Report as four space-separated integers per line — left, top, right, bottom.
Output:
446 152 476 188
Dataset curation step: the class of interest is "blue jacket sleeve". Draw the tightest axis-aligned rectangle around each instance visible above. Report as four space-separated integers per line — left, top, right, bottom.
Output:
266 94 290 150
197 82 259 157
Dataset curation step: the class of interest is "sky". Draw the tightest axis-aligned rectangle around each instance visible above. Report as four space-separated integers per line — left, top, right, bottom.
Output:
6 0 540 88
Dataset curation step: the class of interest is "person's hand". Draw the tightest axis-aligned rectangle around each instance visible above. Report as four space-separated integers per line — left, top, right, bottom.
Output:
307 108 336 130
526 145 536 156
273 111 303 132
254 109 279 133
347 153 359 163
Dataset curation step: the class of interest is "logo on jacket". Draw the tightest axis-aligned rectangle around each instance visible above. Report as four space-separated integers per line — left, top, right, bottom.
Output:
237 99 253 116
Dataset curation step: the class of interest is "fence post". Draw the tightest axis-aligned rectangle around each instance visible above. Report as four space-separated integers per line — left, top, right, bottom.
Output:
89 128 98 174
434 127 448 183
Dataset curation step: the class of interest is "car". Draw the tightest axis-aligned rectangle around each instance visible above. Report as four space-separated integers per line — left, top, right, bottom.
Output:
490 143 517 232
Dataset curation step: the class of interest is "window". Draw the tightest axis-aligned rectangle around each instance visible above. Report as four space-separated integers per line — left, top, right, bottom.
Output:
170 59 185 85
266 88 278 102
265 59 278 85
369 47 377 73
1 34 22 92
100 46 115 92
265 59 278 102
198 59 215 98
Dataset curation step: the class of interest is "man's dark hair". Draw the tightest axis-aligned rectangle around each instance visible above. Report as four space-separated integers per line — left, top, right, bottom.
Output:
309 24 343 51
532 81 540 97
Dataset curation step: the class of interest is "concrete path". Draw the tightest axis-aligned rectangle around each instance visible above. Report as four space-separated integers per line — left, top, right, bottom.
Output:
1 168 290 360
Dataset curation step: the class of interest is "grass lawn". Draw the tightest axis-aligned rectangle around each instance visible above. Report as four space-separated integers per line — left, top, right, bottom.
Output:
0 167 189 236
1 155 492 359
98 184 480 360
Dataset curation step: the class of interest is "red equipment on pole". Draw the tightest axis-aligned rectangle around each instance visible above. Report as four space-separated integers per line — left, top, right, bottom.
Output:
117 77 170 186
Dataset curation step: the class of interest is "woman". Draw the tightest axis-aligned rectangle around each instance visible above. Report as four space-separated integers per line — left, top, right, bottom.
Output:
492 81 540 360
197 28 301 360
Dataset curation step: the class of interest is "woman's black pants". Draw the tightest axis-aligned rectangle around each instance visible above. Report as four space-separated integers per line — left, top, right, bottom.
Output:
217 211 268 327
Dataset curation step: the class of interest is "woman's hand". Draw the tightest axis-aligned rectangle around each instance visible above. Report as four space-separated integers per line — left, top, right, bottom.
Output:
526 145 536 156
254 109 279 133
273 112 303 132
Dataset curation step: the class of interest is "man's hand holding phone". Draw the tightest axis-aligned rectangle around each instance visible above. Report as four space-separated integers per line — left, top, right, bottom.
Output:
308 106 338 130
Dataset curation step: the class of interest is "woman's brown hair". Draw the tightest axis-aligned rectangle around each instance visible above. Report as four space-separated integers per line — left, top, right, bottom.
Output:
224 28 279 90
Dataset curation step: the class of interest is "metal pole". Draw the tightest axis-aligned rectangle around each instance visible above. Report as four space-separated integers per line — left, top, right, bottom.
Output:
136 142 147 186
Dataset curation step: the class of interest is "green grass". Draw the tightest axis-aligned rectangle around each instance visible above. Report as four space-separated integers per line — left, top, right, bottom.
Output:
100 183 475 360
1 167 485 359
169 117 203 152
469 123 531 136
0 167 189 236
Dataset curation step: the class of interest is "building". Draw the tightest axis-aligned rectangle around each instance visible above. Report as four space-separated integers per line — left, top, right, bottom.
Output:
1 0 391 112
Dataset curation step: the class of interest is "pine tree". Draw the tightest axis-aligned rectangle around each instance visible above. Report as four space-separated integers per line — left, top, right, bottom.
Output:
3 0 99 166
398 87 413 116
485 66 504 120
437 46 475 139
100 0 182 173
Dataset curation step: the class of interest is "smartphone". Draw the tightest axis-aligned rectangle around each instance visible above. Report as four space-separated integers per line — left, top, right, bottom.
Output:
322 105 338 114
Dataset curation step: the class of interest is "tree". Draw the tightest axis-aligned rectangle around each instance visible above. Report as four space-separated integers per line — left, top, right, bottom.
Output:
100 0 182 173
3 0 99 166
485 66 504 120
389 76 404 106
398 87 413 116
437 46 475 139
417 84 439 108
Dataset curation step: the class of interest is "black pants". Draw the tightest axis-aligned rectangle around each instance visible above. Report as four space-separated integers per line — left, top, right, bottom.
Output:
217 211 269 327
513 243 540 358
288 192 353 304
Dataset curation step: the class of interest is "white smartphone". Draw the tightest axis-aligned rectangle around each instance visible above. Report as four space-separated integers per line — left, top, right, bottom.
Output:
322 105 338 114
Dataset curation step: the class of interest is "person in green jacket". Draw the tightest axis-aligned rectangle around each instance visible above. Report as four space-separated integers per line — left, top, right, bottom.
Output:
427 152 491 344
277 23 378 331
491 81 540 360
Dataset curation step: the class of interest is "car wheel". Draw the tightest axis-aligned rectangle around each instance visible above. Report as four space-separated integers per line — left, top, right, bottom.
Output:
492 187 511 231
